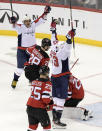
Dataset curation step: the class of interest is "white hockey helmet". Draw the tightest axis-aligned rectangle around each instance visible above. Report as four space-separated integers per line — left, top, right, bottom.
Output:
22 15 31 22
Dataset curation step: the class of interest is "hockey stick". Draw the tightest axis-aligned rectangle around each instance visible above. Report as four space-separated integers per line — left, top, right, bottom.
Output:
70 58 79 71
69 0 76 56
10 0 13 17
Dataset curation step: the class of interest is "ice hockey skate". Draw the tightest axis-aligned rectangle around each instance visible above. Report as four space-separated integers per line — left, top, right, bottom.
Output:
11 80 17 89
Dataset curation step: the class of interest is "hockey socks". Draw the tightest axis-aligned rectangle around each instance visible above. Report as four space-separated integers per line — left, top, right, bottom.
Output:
14 72 20 81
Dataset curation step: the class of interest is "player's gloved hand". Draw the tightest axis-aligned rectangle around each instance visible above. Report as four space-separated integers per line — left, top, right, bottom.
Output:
44 6 51 14
50 19 58 32
46 99 53 111
10 16 17 24
46 104 53 111
66 29 76 39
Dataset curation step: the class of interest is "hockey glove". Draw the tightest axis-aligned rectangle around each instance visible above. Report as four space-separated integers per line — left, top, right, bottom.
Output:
44 6 51 14
46 100 54 111
66 29 76 39
46 104 53 111
10 16 17 24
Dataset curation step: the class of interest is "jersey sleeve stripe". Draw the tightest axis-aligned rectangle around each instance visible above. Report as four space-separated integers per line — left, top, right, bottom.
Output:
68 96 72 98
42 91 50 94
42 93 50 96
68 92 72 94
42 95 50 98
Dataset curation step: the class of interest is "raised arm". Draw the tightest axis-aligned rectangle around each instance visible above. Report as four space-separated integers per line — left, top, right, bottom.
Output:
50 19 59 46
34 6 51 27
59 29 76 60
10 16 22 34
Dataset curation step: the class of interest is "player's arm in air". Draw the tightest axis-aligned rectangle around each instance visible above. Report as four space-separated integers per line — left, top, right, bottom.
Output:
50 18 76 59
50 19 59 45
9 16 22 34
9 6 51 32
59 29 76 60
34 6 51 27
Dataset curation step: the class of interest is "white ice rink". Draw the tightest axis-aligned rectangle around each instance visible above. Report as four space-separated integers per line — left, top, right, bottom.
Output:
0 36 102 131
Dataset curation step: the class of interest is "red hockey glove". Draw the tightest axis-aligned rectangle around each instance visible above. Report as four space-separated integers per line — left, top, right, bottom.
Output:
10 16 17 24
66 29 76 39
44 6 51 14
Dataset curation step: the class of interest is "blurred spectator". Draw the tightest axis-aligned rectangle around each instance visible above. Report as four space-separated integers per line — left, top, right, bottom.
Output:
97 0 102 9
45 0 64 5
19 0 64 4
77 0 97 8
13 0 101 10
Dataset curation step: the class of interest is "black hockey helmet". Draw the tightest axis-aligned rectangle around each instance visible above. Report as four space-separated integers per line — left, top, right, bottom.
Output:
41 38 51 48
39 66 50 75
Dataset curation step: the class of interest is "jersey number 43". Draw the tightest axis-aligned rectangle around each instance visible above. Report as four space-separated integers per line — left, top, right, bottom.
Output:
52 55 59 67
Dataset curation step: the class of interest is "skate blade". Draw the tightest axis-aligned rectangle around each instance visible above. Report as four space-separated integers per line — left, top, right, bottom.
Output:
90 116 93 118
52 124 67 129
82 111 93 121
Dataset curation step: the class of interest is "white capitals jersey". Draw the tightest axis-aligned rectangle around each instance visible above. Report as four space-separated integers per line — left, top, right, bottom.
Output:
50 33 72 76
14 17 46 48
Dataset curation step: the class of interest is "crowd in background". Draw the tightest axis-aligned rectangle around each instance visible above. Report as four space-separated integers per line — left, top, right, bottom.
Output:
6 0 102 10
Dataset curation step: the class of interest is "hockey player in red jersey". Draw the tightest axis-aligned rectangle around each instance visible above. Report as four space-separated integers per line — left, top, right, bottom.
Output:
26 66 53 131
24 38 51 82
65 74 84 107
10 6 51 89
64 74 93 121
50 19 76 128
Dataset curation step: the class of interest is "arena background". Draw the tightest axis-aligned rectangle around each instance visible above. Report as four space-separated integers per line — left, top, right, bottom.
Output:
0 0 102 46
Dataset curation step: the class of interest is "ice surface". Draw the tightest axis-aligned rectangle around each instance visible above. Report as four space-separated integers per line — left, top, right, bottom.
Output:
0 36 102 131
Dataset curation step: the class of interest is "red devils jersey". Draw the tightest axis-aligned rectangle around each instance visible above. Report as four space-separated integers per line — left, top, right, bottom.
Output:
26 45 50 66
67 75 84 100
27 78 52 109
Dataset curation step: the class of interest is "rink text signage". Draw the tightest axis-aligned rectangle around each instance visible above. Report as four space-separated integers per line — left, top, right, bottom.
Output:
0 9 19 23
0 2 102 43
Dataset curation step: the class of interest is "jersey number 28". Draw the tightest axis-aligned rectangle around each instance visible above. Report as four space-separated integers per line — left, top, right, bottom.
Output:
29 54 40 65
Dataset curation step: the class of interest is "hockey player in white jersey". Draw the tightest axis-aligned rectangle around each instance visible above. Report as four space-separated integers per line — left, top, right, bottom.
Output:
10 6 51 89
50 19 76 128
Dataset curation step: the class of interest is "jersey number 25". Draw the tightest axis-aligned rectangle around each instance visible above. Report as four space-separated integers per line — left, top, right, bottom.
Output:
33 87 41 100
